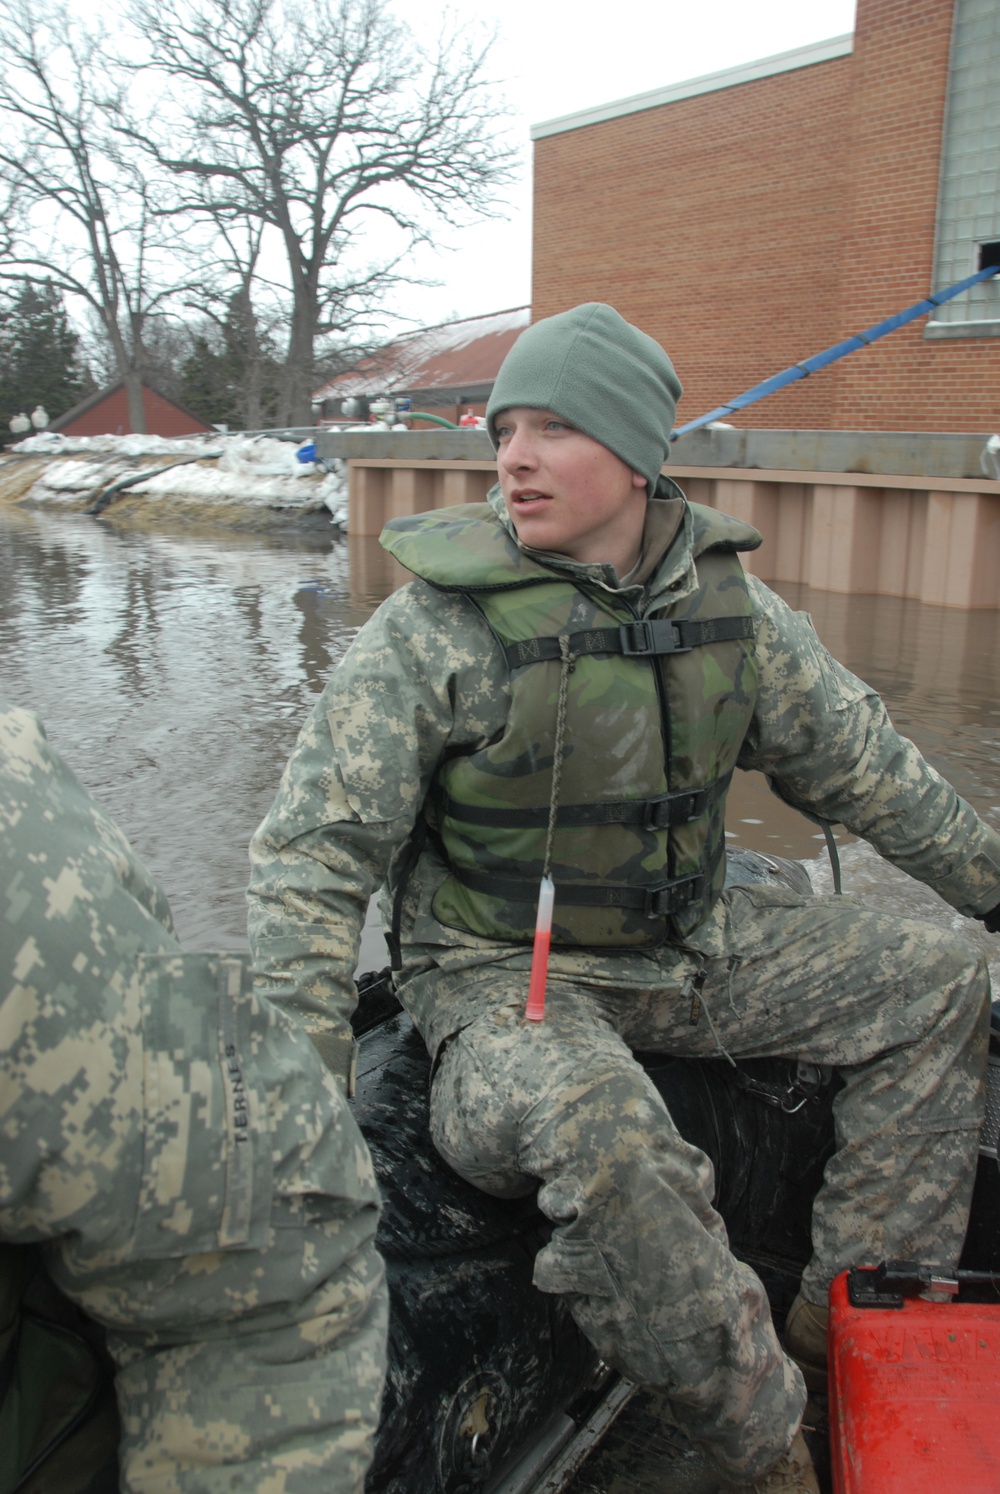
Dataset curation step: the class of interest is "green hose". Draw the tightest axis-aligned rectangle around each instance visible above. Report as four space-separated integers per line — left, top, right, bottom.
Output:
407 412 460 430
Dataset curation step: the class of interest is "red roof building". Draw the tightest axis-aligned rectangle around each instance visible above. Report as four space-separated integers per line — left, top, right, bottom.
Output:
313 307 530 428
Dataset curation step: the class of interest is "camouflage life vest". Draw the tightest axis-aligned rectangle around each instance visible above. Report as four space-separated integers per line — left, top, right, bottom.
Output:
382 499 760 947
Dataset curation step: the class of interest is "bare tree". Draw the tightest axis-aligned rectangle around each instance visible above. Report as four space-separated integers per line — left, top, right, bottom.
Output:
180 211 291 429
0 0 198 432
125 0 516 425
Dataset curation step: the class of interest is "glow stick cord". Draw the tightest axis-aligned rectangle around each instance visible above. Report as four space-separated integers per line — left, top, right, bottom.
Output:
526 875 555 1022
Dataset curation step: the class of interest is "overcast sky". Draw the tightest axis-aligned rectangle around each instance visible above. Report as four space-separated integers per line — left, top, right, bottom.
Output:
383 0 858 330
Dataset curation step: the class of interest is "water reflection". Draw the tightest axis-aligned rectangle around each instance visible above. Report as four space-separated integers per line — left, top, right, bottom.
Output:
0 509 390 956
2 507 999 984
728 583 1000 861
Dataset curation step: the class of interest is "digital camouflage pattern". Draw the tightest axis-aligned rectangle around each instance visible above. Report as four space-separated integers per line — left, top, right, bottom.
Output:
1 705 387 1494
248 485 1000 1480
423 886 988 1477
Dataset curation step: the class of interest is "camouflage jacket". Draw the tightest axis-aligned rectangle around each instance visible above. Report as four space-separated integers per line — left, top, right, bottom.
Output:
1 705 385 1493
248 487 1000 1086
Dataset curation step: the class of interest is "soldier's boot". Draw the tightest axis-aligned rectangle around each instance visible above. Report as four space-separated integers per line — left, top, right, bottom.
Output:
783 1295 830 1398
721 1429 821 1493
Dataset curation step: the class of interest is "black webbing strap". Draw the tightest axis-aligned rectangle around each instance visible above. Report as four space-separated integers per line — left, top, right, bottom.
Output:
437 771 732 830
449 852 721 921
452 865 705 918
503 615 754 670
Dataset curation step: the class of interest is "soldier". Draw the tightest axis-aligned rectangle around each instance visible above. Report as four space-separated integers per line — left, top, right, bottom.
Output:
247 303 1000 1492
0 703 387 1494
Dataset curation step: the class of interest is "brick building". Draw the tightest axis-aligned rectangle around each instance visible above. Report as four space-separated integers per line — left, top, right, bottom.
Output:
530 0 1000 433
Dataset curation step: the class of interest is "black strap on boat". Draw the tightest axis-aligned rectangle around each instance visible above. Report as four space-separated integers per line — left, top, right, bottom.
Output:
437 772 732 830
503 615 754 670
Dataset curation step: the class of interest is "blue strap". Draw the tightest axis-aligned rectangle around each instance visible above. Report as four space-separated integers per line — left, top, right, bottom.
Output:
673 263 1000 438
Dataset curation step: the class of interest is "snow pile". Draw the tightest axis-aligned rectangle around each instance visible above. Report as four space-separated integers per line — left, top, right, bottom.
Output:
12 430 222 459
3 431 348 525
29 459 135 501
128 437 348 517
129 460 347 517
216 436 315 476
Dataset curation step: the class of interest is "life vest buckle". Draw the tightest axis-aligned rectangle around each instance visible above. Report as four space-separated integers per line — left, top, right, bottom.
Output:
643 874 703 918
618 620 689 657
645 791 702 828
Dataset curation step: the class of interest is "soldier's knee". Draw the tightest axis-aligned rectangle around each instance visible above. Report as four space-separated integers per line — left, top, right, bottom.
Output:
905 924 990 1021
428 1035 532 1198
937 934 991 1023
941 927 990 985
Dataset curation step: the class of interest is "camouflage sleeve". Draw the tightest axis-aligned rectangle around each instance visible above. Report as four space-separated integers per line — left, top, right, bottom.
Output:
738 578 1000 916
247 581 507 1090
1 705 387 1492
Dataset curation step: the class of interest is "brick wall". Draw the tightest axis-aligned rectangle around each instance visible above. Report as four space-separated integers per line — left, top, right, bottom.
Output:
827 0 997 431
531 0 1000 434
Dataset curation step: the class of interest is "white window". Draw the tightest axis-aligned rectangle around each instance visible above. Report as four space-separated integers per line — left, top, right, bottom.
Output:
926 0 1000 340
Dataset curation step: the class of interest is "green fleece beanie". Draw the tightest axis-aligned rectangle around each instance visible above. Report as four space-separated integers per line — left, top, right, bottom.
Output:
486 303 682 493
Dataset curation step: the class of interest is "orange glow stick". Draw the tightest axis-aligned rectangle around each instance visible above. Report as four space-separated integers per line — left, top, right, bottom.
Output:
526 876 555 1022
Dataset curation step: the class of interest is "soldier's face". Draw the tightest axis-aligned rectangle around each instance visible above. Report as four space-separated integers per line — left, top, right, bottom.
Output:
494 407 647 572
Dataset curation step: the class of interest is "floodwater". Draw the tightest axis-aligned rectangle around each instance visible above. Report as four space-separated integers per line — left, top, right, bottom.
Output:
2 504 1000 987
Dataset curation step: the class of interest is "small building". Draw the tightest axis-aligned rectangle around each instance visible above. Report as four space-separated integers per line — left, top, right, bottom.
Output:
313 307 530 428
51 382 214 439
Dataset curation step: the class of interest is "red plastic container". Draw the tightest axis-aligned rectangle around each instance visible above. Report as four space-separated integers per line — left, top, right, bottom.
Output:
829 1266 1000 1491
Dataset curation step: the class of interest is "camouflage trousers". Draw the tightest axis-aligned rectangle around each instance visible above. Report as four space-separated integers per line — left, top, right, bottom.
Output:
413 883 991 1481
